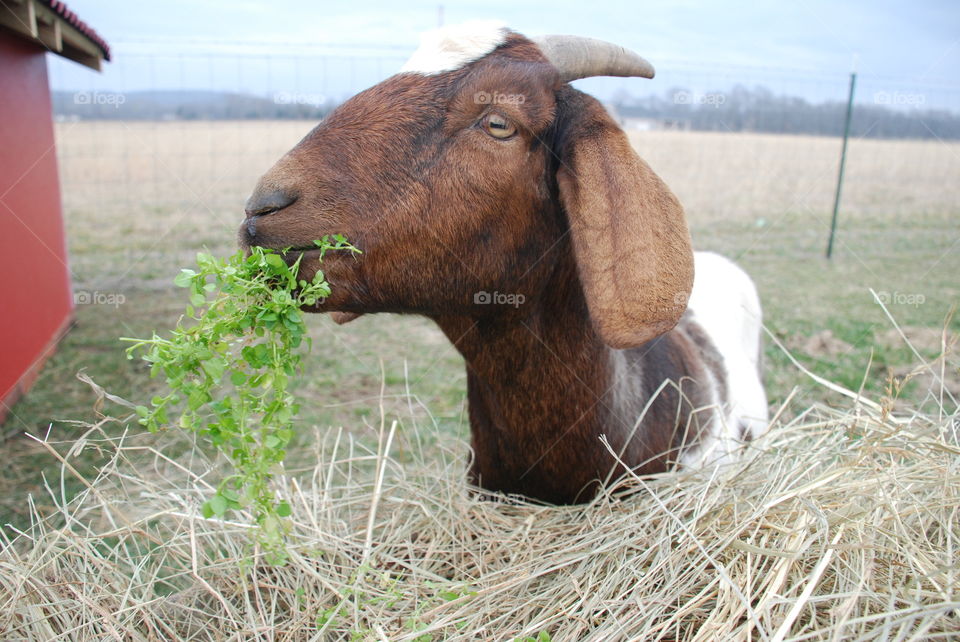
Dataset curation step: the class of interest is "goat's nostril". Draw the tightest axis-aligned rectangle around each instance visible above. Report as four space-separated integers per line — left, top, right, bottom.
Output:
244 189 297 218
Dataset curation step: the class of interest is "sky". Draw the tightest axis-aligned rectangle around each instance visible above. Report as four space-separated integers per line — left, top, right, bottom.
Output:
48 0 960 107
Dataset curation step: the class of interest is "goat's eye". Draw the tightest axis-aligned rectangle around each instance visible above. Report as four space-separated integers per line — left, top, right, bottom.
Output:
483 113 517 139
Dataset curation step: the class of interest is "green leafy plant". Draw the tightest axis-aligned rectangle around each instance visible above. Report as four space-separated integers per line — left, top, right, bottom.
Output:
123 235 360 564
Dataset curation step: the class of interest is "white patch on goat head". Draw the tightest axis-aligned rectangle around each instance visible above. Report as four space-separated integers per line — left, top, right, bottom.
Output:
400 20 508 75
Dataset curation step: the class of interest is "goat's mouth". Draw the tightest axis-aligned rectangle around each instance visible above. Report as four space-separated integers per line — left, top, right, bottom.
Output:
280 245 324 256
237 222 366 324
265 244 333 266
273 246 366 325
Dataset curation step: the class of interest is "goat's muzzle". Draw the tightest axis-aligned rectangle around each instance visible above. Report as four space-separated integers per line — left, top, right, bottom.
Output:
242 188 298 244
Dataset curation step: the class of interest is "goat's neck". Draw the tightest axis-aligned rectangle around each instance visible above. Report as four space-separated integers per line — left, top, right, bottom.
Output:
433 265 683 504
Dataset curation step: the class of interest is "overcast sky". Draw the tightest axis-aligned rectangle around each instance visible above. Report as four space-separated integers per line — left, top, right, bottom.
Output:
48 0 960 106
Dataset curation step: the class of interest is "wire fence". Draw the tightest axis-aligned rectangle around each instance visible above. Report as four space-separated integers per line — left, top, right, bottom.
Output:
47 44 960 249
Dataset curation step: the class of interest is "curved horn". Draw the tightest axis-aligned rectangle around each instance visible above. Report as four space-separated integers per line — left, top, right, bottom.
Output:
532 35 655 82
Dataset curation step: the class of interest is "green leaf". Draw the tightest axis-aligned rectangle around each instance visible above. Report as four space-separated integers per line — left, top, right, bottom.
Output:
202 358 226 381
276 501 292 517
207 493 228 517
174 269 197 288
264 253 287 272
264 434 283 450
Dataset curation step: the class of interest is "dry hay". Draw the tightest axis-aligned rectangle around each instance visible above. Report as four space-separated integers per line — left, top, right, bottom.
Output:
1 340 958 641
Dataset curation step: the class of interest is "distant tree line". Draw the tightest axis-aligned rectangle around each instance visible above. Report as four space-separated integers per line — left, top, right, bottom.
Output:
52 90 338 121
612 84 960 140
53 85 960 140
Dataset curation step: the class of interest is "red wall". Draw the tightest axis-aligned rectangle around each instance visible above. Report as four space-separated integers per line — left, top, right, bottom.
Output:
0 34 74 420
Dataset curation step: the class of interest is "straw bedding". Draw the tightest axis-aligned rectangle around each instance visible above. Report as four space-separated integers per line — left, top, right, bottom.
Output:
1 362 957 641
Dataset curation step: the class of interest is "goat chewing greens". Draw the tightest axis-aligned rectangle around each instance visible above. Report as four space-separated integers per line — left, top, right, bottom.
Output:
122 235 359 564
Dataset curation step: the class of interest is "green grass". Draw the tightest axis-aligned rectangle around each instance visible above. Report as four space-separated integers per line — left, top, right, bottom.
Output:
2 149 958 533
701 210 960 410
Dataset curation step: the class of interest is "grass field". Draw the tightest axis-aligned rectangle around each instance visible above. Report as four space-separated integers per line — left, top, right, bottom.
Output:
2 120 958 533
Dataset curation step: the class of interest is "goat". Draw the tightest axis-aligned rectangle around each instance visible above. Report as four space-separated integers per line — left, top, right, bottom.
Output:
240 21 769 504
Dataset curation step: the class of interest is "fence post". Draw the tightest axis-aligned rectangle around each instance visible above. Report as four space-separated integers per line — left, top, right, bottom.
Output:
826 70 857 259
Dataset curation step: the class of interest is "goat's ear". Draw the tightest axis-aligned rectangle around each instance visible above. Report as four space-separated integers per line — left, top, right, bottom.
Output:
556 94 694 349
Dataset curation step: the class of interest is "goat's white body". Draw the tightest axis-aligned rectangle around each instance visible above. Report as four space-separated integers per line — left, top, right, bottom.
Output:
681 251 769 466
400 20 508 75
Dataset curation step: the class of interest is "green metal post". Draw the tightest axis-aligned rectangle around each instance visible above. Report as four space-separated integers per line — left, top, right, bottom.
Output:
826 71 857 259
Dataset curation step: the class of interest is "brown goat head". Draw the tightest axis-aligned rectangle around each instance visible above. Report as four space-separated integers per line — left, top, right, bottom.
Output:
241 23 694 349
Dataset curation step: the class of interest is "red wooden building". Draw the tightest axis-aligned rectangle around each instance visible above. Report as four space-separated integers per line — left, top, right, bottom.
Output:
0 0 110 424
